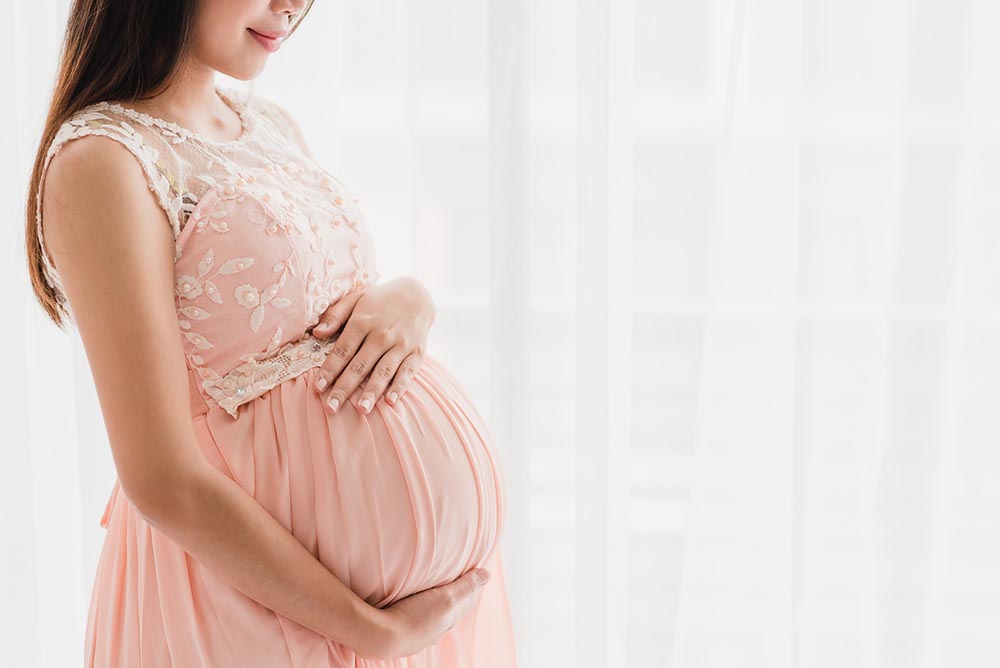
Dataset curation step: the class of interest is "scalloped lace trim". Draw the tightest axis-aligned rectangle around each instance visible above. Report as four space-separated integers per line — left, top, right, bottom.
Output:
197 330 339 419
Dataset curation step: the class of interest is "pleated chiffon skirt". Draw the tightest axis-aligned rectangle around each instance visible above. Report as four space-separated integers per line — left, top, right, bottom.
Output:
85 353 517 667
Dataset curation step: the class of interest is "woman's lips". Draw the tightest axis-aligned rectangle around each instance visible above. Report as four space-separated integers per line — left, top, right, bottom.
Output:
248 28 282 52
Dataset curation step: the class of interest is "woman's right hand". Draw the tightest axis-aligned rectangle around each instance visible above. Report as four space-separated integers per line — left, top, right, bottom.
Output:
357 568 492 660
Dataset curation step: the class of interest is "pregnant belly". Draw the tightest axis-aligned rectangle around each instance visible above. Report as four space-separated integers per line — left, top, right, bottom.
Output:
195 353 507 609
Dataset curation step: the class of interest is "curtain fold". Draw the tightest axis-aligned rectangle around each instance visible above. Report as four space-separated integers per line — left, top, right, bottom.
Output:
7 0 1000 666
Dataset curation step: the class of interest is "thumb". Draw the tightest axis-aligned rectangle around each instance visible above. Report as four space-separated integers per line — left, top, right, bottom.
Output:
447 569 490 619
450 569 490 602
313 306 346 335
314 290 364 335
313 317 338 335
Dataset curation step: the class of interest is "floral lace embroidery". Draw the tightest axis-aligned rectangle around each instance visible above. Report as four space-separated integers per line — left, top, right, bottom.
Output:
38 86 295 309
39 88 381 419
200 332 337 419
173 165 380 418
35 115 185 308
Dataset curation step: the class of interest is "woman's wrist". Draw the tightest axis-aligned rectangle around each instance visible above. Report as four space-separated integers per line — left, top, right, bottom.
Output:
343 598 394 659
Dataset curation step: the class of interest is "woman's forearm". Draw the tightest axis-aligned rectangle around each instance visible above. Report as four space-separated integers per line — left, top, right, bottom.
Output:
132 460 389 657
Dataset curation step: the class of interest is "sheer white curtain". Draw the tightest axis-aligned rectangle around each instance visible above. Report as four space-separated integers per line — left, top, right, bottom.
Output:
6 0 1000 667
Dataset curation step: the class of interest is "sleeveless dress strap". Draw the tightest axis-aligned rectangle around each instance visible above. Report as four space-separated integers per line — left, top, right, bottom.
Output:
36 108 183 308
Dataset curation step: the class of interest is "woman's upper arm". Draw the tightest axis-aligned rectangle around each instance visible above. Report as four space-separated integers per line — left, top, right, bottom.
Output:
42 134 206 513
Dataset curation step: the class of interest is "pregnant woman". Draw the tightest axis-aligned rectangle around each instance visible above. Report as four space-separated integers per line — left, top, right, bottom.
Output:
26 0 516 666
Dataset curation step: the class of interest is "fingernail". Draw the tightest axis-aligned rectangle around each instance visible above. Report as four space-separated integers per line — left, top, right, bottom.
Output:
359 397 372 413
388 391 398 403
327 398 340 413
316 376 328 392
476 569 490 585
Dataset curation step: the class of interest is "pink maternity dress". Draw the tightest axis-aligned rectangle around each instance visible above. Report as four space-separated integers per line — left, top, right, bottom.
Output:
35 85 516 667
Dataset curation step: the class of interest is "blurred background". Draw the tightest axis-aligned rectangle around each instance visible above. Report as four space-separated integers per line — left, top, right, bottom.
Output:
5 0 1000 666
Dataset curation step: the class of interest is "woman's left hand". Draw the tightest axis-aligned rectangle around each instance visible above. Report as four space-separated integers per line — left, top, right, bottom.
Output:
309 276 436 415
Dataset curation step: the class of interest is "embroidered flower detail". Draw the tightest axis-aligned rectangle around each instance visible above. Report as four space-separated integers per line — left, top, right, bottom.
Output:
273 258 296 276
232 260 292 333
204 280 223 304
197 248 214 277
179 305 211 320
176 275 203 299
46 108 385 419
218 257 254 274
191 199 234 234
234 284 261 307
184 331 214 350
197 366 222 381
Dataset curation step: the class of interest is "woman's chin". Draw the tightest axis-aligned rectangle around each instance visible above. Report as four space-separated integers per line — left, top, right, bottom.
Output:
215 58 267 82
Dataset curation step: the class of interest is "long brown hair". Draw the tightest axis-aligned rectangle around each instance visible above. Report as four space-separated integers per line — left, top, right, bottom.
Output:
26 0 316 329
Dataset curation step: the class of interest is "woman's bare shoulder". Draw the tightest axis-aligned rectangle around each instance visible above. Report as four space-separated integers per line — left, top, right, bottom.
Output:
41 131 204 511
42 133 172 260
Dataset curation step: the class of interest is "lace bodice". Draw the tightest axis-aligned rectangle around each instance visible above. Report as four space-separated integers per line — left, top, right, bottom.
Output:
36 85 381 418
